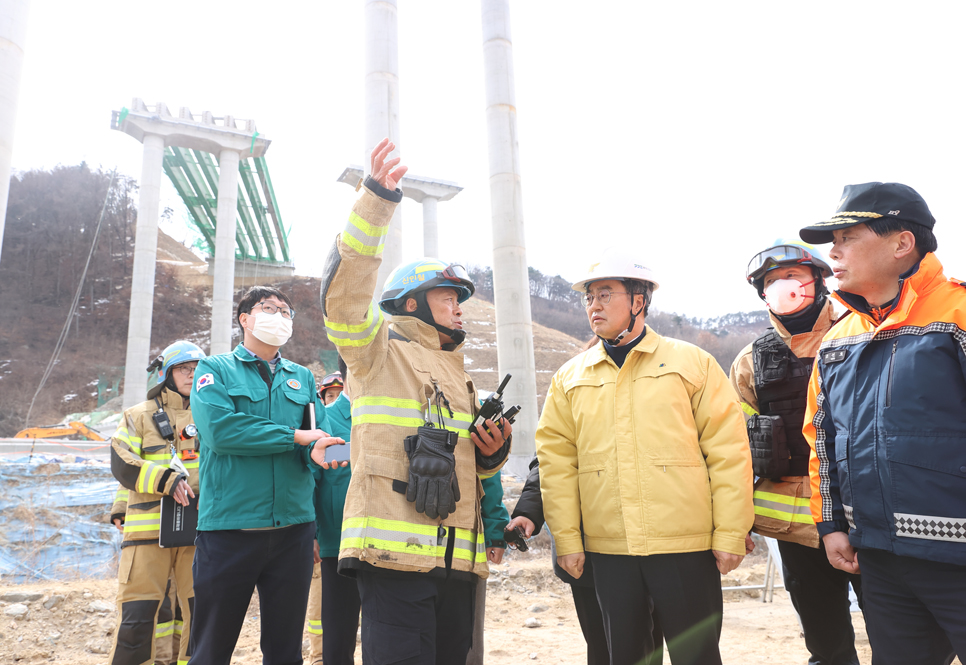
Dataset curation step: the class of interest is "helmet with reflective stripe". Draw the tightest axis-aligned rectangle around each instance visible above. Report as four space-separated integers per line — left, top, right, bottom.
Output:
570 248 660 293
146 340 206 400
379 258 475 315
746 239 832 296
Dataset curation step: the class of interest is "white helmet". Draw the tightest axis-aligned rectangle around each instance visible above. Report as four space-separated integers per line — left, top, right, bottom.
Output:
571 248 660 293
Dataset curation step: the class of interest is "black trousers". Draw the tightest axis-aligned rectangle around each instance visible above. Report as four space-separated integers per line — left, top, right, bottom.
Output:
777 539 862 665
357 570 475 665
189 522 315 665
859 548 966 665
590 550 722 665
317 557 361 665
571 583 612 665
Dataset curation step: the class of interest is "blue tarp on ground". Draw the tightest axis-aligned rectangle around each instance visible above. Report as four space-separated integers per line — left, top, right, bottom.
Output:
0 455 120 582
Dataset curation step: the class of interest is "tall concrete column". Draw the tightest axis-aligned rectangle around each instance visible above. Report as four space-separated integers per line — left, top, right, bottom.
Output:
0 0 30 265
481 0 539 474
122 134 165 409
422 196 438 258
365 0 403 295
210 148 241 355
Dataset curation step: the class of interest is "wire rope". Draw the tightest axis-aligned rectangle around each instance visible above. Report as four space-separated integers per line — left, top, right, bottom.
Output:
25 170 117 459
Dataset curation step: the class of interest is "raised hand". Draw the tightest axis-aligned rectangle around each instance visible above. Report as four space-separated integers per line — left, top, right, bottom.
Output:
370 138 408 191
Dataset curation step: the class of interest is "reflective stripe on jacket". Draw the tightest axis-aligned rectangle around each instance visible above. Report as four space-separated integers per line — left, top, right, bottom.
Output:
322 183 503 579
537 327 754 558
804 253 966 565
729 302 836 548
109 388 199 546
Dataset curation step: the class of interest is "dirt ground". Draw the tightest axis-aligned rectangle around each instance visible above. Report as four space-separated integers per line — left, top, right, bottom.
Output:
3 543 934 665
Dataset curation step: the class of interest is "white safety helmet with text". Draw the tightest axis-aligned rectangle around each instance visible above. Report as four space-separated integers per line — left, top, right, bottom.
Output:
571 248 661 293
572 248 660 345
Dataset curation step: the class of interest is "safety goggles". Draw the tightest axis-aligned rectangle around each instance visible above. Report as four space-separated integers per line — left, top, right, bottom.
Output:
746 245 813 282
441 263 472 286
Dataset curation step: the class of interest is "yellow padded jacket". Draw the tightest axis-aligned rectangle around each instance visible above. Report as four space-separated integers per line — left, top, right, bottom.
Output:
321 182 506 579
536 327 754 558
110 388 199 546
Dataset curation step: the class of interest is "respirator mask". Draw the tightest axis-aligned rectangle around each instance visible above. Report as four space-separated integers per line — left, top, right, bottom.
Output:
250 311 293 347
764 279 814 315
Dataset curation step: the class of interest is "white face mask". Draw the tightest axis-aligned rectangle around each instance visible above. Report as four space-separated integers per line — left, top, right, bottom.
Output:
764 279 814 315
249 311 293 347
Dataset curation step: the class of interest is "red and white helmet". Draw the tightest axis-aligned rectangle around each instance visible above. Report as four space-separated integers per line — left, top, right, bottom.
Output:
571 248 660 293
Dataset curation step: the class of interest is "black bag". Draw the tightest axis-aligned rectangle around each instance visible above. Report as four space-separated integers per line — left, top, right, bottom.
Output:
747 414 791 479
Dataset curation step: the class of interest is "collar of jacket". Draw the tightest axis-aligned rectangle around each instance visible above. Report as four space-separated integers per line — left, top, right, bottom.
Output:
586 324 660 367
832 253 944 330
768 300 837 346
231 343 297 373
160 387 189 412
389 316 466 352
330 391 351 418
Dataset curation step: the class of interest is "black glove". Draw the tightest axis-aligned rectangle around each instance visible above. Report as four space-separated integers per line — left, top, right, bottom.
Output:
404 425 461 520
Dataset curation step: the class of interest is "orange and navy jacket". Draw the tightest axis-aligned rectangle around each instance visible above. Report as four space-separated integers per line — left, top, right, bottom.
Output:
803 253 966 565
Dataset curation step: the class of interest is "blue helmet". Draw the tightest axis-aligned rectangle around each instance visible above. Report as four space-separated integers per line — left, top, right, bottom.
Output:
379 259 475 315
146 340 206 399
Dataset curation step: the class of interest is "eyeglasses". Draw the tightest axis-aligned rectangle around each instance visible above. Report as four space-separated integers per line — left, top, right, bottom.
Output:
254 301 296 319
174 364 197 376
583 290 629 307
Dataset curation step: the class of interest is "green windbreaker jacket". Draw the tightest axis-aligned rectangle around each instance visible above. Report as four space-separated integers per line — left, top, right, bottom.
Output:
191 345 328 531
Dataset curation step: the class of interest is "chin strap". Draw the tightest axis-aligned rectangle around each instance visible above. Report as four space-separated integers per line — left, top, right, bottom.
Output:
599 302 645 346
412 292 467 346
775 292 828 328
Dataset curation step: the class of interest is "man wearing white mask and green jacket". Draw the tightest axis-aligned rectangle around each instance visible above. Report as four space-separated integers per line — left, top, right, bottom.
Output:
189 285 345 665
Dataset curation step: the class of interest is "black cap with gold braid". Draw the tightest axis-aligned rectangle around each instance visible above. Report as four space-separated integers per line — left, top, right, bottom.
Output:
800 182 935 245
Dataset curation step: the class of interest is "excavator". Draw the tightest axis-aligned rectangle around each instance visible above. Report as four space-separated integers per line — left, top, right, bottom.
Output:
14 421 105 441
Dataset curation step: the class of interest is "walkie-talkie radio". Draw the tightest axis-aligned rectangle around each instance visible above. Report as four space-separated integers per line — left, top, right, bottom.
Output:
504 525 530 552
470 374 522 439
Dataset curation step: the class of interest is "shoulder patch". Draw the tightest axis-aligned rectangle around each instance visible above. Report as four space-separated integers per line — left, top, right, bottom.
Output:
196 373 214 390
821 348 848 364
286 379 302 390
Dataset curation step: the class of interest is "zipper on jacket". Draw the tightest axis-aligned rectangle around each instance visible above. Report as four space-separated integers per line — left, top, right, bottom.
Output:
886 341 897 407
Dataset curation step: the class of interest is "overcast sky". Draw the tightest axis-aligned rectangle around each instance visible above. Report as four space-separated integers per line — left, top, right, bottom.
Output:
11 1 966 318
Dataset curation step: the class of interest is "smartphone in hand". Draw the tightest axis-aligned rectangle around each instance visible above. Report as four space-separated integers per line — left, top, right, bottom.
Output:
325 440 351 464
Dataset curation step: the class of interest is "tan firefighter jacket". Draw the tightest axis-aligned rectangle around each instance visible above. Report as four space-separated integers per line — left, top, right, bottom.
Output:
109 484 128 524
110 388 200 547
729 301 837 548
321 182 507 579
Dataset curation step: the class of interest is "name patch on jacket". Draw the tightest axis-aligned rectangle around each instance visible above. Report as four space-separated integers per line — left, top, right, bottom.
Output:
821 348 848 364
196 373 214 390
286 379 301 390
